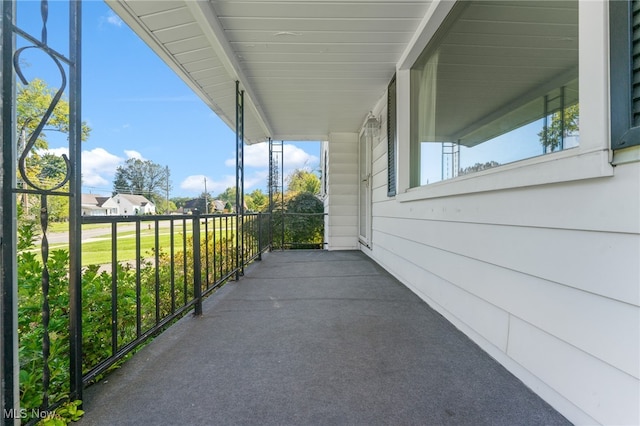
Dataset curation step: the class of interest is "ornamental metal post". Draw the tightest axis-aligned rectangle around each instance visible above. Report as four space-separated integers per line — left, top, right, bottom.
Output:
1 0 20 420
268 138 273 249
1 0 83 415
235 81 244 279
68 0 83 403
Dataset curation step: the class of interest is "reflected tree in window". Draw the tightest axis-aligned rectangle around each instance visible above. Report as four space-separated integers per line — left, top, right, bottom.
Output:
539 104 579 152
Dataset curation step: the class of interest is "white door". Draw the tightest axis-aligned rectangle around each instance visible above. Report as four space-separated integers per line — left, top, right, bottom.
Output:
358 130 372 247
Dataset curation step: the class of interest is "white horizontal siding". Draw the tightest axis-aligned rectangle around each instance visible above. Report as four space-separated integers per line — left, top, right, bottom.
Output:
367 157 640 425
390 164 638 234
326 133 359 250
328 214 357 227
508 318 640 426
374 217 639 306
374 225 639 378
372 236 511 350
362 75 640 424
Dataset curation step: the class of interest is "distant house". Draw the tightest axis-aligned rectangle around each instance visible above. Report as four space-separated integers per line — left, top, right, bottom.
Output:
180 198 201 214
212 200 226 212
81 194 111 216
101 193 156 216
178 198 227 214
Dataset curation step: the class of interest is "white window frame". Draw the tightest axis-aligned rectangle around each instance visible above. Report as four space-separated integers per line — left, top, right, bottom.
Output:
395 0 613 202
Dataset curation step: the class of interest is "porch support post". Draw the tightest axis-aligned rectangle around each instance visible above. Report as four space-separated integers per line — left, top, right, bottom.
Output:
268 138 273 249
235 81 244 279
68 0 83 402
268 139 283 250
1 0 19 420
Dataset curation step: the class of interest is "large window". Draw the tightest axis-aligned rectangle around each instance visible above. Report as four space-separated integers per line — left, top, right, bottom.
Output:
410 1 579 187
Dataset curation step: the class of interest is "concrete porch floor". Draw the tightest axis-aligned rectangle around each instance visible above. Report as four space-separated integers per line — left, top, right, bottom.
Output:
79 250 570 425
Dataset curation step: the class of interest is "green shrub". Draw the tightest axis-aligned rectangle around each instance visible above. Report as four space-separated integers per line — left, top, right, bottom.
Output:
17 217 239 422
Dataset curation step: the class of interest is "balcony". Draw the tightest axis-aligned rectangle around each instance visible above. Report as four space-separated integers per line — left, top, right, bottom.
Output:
79 250 569 425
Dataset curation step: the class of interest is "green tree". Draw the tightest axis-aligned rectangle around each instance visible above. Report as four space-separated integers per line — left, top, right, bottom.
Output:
156 199 177 215
248 189 268 212
171 197 191 209
286 169 320 195
458 161 500 176
17 79 91 221
113 159 171 207
273 192 324 249
33 154 69 221
216 187 237 204
17 78 91 150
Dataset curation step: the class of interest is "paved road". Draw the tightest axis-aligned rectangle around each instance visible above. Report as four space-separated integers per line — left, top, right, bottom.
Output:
43 221 179 245
44 224 139 245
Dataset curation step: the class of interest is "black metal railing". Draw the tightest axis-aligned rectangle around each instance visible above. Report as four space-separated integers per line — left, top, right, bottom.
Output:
79 211 271 384
13 204 323 423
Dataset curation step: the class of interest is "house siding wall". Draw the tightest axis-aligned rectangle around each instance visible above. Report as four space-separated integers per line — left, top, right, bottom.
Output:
323 134 359 250
364 97 640 424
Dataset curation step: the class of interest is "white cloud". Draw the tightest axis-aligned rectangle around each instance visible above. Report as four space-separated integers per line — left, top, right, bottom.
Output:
42 147 124 189
244 170 269 191
124 150 144 160
207 175 237 194
284 144 319 170
243 143 270 168
106 11 123 27
82 148 124 187
224 143 318 171
180 175 224 194
180 171 268 196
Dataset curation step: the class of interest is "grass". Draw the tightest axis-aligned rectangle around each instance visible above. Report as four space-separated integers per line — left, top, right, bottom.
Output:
46 219 236 266
48 222 106 233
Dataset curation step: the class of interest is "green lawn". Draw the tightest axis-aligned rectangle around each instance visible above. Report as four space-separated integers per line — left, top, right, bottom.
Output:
48 222 107 233
46 219 236 266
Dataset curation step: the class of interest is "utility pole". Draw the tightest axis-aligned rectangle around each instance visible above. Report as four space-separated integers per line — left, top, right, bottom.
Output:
204 177 208 214
165 165 169 214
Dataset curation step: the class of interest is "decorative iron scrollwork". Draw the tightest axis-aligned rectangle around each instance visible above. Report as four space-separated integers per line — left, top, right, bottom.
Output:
13 45 71 192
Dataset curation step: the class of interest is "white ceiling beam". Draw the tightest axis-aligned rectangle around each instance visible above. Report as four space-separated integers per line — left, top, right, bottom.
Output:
184 0 274 141
397 0 455 70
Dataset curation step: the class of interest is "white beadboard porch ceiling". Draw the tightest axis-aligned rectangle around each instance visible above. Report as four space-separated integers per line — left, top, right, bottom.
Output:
105 0 432 144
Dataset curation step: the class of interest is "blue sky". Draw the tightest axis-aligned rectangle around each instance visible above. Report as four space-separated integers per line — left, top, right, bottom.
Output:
17 1 320 198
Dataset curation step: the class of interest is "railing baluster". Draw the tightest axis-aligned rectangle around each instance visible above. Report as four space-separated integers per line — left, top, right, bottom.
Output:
204 217 210 289
154 219 160 323
170 220 175 314
258 213 262 260
183 218 187 306
111 222 118 355
79 208 313 385
213 216 217 283
136 220 141 338
222 215 226 278
193 211 202 316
